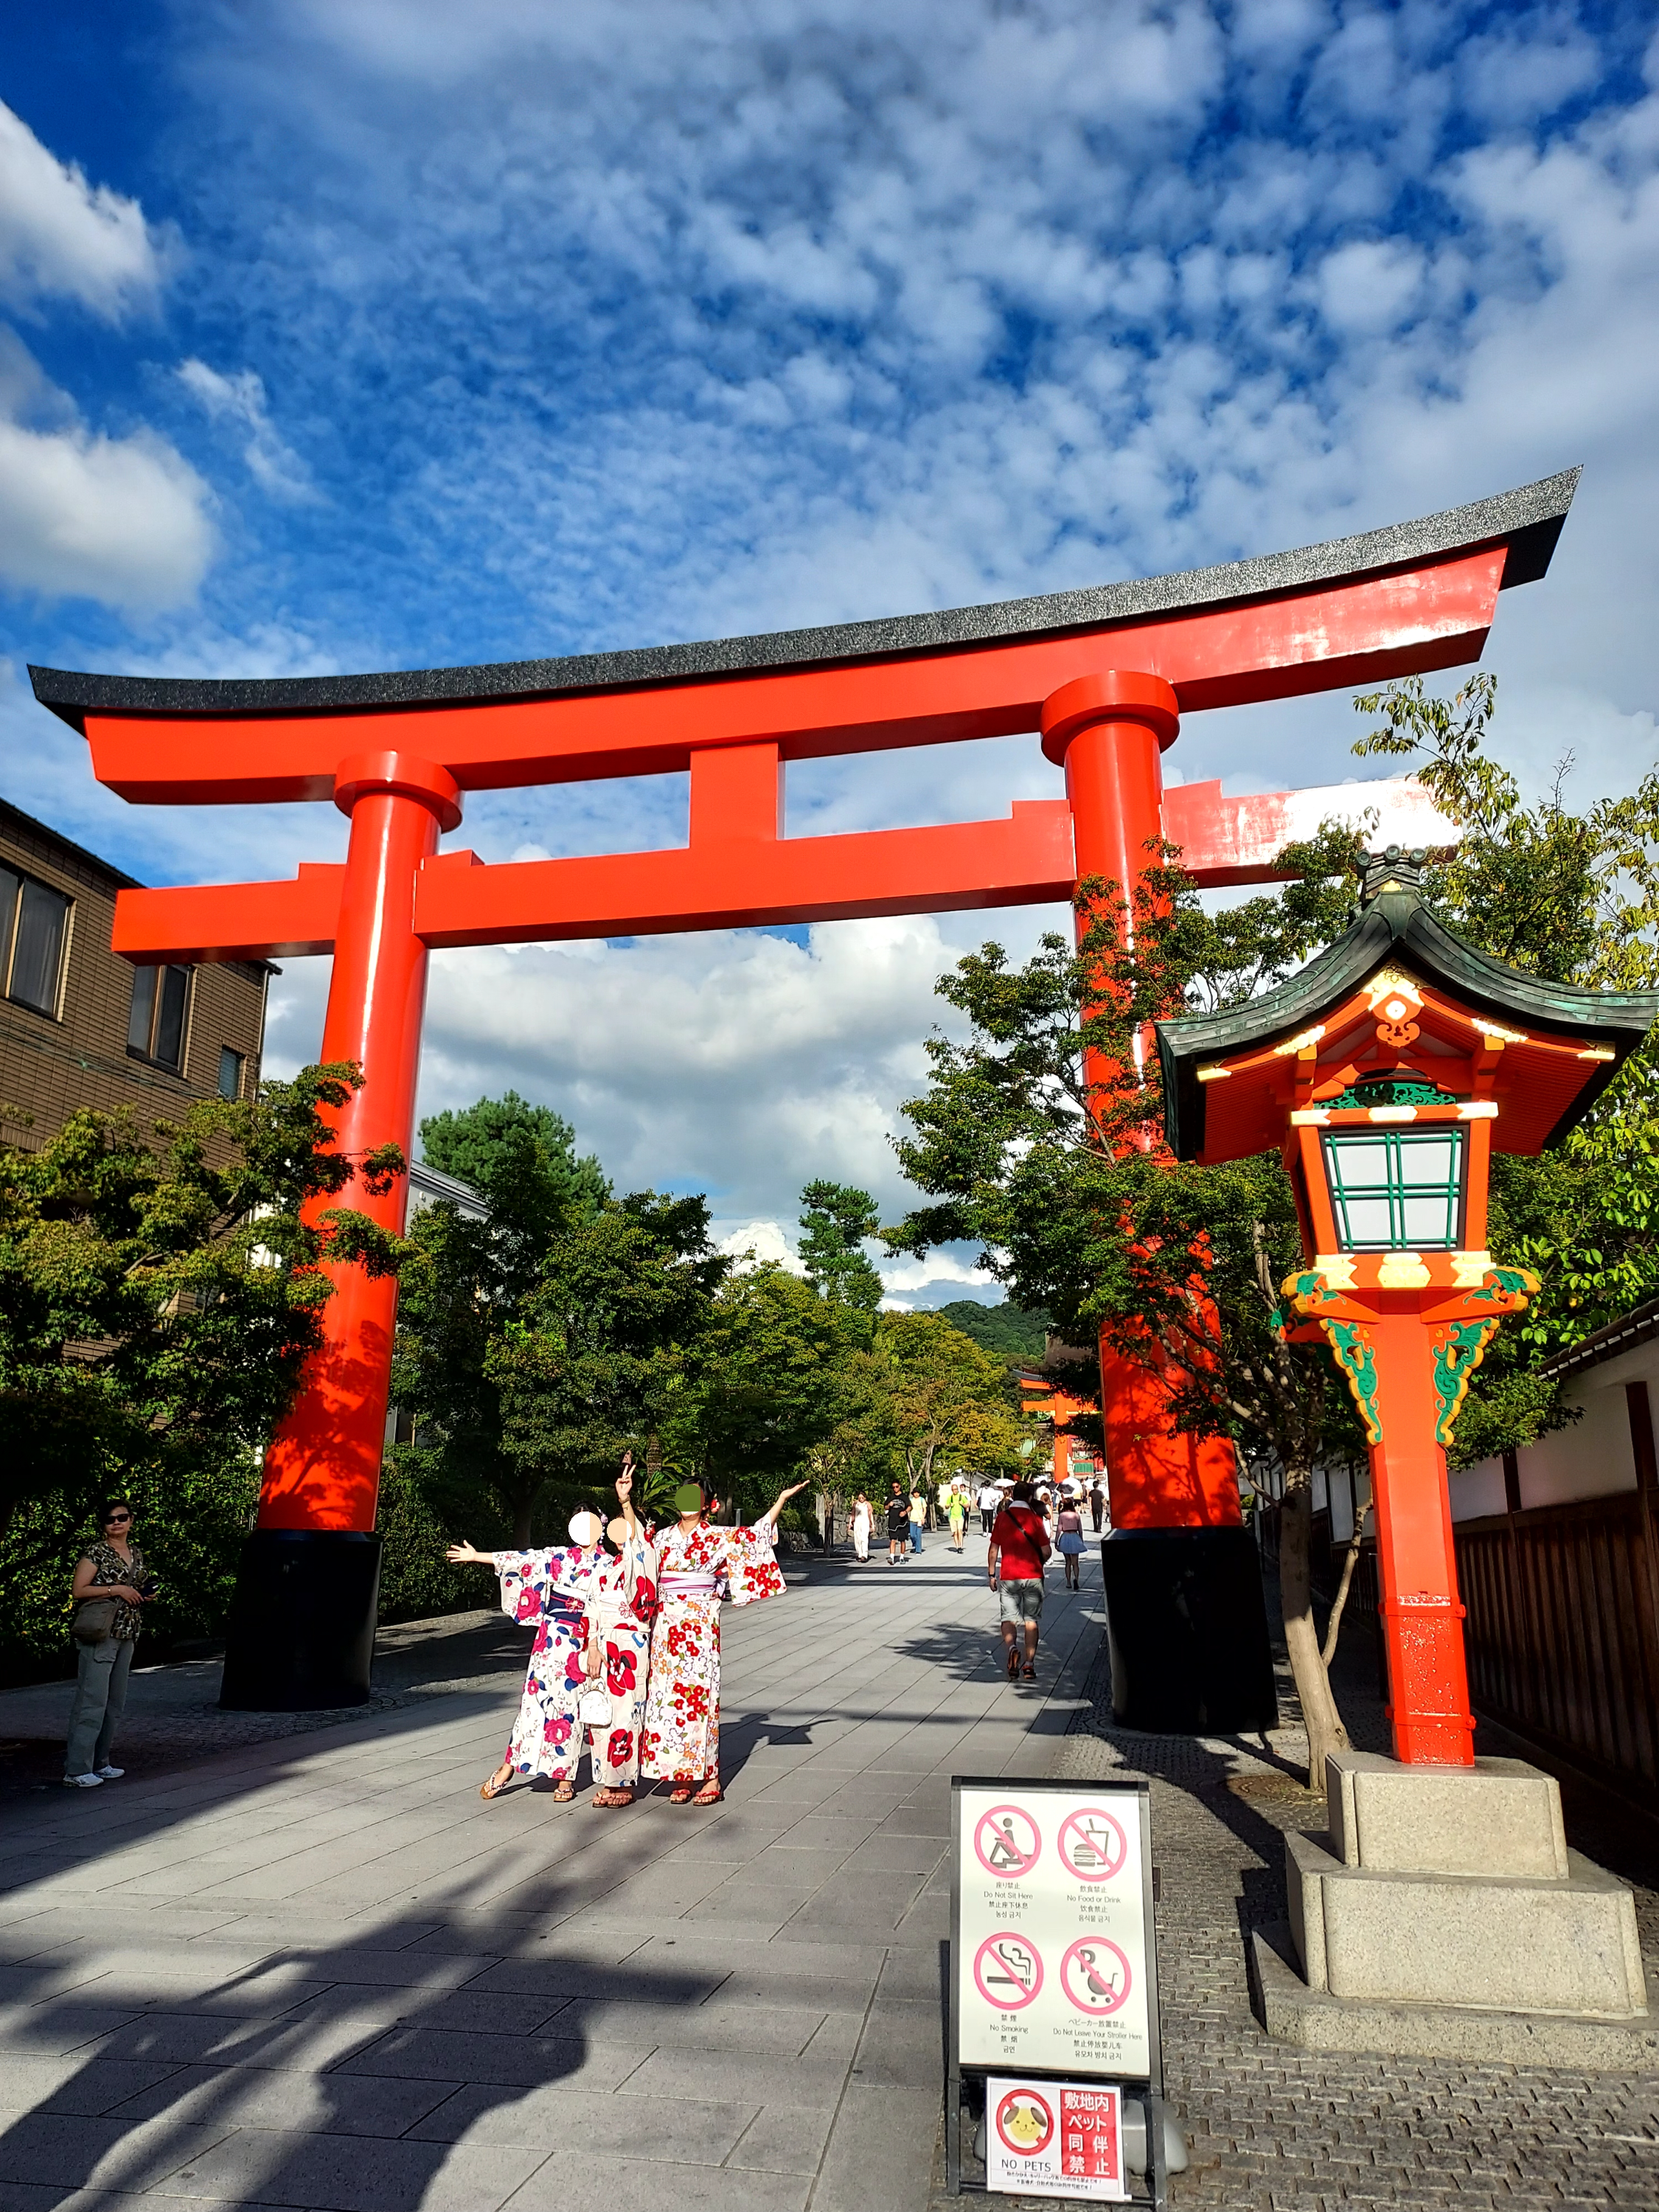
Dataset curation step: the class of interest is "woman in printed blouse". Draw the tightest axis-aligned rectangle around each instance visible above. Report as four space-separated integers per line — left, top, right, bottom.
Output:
639 1477 807 1806
448 1480 625 1803
63 1498 153 1787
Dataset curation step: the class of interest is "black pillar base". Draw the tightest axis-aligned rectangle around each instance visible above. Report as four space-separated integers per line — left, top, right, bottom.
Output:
219 1530 382 1711
1099 1526 1278 1733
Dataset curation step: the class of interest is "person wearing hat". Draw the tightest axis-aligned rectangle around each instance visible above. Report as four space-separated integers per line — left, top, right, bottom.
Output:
446 1481 616 1804
639 1475 807 1805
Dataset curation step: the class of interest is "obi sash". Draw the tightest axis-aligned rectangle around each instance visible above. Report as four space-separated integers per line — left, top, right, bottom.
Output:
659 1573 720 1599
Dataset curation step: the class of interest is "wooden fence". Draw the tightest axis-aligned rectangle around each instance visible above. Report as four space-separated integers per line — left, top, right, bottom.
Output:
1455 1492 1659 1811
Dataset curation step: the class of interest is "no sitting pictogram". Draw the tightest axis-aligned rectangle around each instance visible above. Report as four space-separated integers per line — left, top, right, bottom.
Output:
973 1803 1041 1879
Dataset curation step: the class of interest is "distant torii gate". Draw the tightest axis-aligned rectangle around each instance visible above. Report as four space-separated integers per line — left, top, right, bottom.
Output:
32 469 1577 1710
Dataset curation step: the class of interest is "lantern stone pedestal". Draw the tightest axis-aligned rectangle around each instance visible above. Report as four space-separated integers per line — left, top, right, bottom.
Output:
1250 1750 1658 2067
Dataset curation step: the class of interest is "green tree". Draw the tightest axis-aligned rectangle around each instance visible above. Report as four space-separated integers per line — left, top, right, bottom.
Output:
798 1180 885 1319
420 1089 608 1244
932 1299 1050 1366
868 1310 1029 1486
394 1189 723 1546
0 1066 399 1668
671 1262 863 1517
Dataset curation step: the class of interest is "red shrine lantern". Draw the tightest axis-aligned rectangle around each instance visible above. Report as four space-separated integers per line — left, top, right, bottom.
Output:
1156 848 1659 1766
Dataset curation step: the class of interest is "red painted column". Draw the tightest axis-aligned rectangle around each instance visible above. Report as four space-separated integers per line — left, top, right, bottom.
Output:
257 751 461 1534
1042 672 1243 1531
1367 1308 1477 1765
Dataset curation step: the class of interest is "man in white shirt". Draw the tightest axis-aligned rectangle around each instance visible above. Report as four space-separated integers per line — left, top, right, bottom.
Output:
978 1481 1001 1537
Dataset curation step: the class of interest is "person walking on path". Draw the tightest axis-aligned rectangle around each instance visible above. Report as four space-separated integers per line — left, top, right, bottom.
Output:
1055 1498 1087 1590
852 1493 872 1564
886 1484 911 1565
978 1479 1001 1537
1089 1481 1106 1534
448 1495 611 1802
64 1500 153 1787
947 1487 967 1551
640 1478 807 1804
988 1478 1051 1681
581 1464 658 1809
908 1486 925 1554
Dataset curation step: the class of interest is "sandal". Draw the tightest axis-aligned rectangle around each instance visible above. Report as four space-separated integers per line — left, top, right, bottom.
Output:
480 1764 512 1800
1020 1663 1036 1680
669 1787 696 1804
692 1781 723 1806
1006 1648 1019 1679
553 1781 576 1802
591 1787 635 1808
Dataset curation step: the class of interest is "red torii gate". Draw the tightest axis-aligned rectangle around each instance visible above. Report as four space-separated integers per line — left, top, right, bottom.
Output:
32 469 1576 1709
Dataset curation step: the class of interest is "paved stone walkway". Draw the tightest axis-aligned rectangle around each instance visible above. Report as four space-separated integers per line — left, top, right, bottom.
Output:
0 1537 1101 2212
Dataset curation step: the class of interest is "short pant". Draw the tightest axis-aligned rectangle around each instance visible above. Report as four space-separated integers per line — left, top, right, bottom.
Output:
998 1579 1045 1624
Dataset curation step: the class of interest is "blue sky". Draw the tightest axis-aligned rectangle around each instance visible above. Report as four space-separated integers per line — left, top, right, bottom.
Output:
2 1 1657 1300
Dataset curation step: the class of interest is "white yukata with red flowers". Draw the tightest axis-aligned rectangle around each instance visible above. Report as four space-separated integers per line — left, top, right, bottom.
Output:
493 1546 599 1781
579 1530 658 1788
641 1520 785 1784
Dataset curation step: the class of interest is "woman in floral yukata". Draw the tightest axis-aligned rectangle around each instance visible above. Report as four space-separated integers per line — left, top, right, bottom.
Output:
447 1489 619 1804
580 1461 659 1810
641 1477 808 1806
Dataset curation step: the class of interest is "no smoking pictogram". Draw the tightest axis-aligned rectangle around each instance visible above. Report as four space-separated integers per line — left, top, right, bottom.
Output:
973 1803 1040 1879
1057 1806 1127 1884
973 1931 1043 2009
1060 1935 1132 2016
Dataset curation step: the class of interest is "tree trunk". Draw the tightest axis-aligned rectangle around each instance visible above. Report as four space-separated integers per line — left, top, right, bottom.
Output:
1278 1467 1350 1794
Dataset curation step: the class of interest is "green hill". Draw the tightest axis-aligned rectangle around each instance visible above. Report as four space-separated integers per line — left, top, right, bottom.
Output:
933 1300 1048 1363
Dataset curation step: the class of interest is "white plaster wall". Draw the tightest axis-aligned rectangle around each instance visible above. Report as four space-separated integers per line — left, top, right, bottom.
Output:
1449 1332 1659 1520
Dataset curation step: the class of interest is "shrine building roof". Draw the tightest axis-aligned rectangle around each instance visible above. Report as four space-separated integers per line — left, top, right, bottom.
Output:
30 471 1577 730
1157 860 1659 1165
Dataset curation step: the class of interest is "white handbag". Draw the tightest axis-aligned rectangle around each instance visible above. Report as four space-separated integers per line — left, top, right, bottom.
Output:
578 1688 611 1726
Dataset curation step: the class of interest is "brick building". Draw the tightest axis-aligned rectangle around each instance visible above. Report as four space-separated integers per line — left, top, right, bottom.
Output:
0 798 271 1150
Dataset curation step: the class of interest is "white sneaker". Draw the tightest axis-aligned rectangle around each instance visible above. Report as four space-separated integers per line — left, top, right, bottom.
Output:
63 1772 103 1787
97 1765 125 1779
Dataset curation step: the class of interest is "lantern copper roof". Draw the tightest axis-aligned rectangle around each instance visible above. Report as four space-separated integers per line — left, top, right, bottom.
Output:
1156 858 1659 1164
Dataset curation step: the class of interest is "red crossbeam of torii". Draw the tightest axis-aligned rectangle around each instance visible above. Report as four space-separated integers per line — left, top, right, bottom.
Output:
32 470 1576 1545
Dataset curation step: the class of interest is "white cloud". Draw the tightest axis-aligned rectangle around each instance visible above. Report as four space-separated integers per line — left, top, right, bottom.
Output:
0 100 164 319
0 401 212 612
178 360 320 503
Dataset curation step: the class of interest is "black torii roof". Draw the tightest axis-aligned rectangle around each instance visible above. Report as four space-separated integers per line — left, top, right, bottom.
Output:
1157 860 1659 1161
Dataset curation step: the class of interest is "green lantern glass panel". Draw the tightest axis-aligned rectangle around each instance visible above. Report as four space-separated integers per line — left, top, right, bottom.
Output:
1322 1125 1465 1251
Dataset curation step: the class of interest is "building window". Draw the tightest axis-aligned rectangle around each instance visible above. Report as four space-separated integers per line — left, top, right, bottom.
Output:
0 864 72 1018
218 1047 245 1101
127 964 193 1072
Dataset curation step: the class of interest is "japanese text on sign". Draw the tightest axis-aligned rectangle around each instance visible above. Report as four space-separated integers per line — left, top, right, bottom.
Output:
984 2077 1129 2202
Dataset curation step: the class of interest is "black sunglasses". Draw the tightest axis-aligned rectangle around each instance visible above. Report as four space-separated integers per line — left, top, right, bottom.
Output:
103 1512 133 1525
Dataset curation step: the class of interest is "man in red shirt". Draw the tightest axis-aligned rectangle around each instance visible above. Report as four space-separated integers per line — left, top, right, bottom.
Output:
988 1480 1051 1680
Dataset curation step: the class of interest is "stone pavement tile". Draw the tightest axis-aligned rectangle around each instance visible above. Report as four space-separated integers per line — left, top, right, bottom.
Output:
846 1994 943 2089
808 2082 941 2212
137 2126 549 2210
698 1967 874 2014
372 1988 571 2037
409 2080 757 2157
552 1997 827 2053
333 2025 652 2090
630 1931 891 1983
463 1954 714 2003
0 1959 122 2006
0 2004 146 2055
0 2056 186 2117
111 1970 337 2019
781 1872 925 1933
0 2110 234 2194
102 2062 458 2136
874 1943 945 2003
271 1950 495 1992
765 1814 881 1853
619 2043 849 2106
725 2101 837 2175
503 2152 810 2212
839 1832 948 1874
85 2001 398 2074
